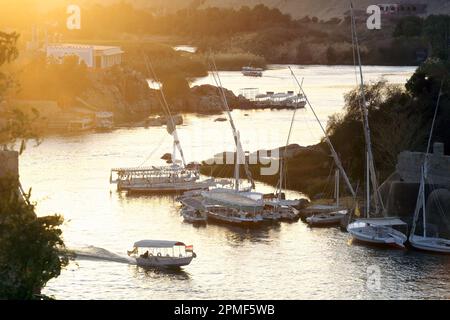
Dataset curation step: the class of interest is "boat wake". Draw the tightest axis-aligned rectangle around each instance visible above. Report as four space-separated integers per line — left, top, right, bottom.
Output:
70 246 136 265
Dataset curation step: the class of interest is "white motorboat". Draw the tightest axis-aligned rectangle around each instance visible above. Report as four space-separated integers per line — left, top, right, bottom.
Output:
347 218 408 248
307 211 347 227
128 240 196 268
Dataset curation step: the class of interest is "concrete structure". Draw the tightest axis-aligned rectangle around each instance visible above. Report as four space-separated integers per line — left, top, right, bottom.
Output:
46 44 123 69
381 143 450 223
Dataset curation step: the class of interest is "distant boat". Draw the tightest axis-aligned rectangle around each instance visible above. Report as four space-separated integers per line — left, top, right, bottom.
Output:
242 66 263 77
128 240 196 268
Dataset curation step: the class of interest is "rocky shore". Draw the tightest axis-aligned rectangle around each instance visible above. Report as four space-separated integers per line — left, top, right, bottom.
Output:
200 143 337 198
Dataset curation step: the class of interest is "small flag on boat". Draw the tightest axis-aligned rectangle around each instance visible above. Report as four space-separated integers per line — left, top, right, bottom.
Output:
355 203 361 217
185 245 194 252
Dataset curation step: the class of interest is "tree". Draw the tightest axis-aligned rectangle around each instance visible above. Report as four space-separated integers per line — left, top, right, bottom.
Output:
0 31 19 99
393 16 423 38
0 31 68 300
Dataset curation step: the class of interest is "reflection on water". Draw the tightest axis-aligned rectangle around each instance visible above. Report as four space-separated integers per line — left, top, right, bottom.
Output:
18 65 450 299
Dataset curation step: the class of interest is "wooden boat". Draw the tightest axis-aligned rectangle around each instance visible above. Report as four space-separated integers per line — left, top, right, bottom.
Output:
306 211 347 227
205 204 263 226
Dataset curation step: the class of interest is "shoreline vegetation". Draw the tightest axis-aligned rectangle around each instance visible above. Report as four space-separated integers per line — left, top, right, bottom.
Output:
2 4 448 131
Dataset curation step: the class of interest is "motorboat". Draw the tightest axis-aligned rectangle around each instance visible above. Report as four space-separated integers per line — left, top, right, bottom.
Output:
128 240 196 268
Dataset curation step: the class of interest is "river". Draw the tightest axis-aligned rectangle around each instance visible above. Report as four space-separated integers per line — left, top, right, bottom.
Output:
19 65 450 299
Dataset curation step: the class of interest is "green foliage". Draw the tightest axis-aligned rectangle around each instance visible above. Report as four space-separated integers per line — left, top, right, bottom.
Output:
0 31 19 98
15 54 91 107
0 180 69 300
393 16 424 37
423 15 450 61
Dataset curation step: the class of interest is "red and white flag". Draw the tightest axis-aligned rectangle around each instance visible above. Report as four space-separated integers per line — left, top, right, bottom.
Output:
185 245 194 252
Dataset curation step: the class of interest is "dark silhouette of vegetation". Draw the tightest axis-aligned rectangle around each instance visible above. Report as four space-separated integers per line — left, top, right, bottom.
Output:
0 32 68 300
327 58 450 187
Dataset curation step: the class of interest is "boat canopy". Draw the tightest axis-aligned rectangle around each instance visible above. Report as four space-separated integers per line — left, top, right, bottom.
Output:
201 189 264 210
133 240 186 248
356 218 407 227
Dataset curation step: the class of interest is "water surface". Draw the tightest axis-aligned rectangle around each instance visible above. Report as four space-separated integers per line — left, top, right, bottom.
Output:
19 65 450 300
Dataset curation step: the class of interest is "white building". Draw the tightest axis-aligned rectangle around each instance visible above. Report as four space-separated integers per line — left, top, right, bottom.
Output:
46 44 124 69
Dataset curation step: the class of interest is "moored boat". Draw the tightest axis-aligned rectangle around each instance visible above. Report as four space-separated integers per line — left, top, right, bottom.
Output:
306 211 347 227
347 218 408 248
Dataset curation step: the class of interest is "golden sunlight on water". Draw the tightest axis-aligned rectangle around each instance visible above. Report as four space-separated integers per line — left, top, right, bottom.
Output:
18 65 450 299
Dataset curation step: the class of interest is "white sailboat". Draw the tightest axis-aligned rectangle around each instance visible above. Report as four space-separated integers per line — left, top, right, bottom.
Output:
110 56 214 194
188 58 264 226
345 1 407 247
306 170 348 227
409 81 450 254
287 66 357 225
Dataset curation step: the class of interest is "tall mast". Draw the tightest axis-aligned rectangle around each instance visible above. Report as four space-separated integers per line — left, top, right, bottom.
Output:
289 67 356 198
144 55 187 167
278 79 304 200
209 56 256 189
349 1 384 215
410 80 444 240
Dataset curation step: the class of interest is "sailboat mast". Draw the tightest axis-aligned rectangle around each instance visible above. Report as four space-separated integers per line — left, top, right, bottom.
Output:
209 56 256 189
279 79 304 200
144 55 187 167
335 169 340 208
350 1 383 214
410 80 444 240
289 67 356 199
235 131 241 191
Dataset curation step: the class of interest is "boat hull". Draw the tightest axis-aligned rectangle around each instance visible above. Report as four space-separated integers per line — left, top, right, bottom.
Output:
410 236 450 254
123 181 213 194
136 256 194 268
347 225 407 248
306 213 345 227
207 212 263 227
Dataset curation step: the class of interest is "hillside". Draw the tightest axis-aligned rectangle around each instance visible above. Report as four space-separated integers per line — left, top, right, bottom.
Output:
89 0 450 19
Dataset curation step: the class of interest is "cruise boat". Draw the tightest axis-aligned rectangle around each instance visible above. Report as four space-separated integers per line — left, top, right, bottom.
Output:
128 240 196 268
242 66 263 77
110 56 215 194
111 164 215 194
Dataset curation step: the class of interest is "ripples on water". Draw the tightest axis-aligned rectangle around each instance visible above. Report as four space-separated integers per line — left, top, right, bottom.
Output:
19 65 450 299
